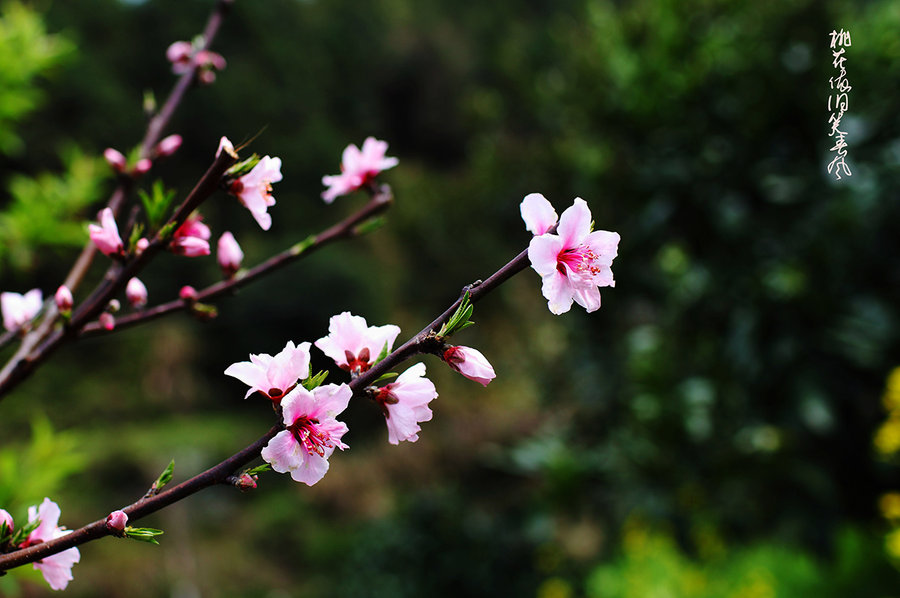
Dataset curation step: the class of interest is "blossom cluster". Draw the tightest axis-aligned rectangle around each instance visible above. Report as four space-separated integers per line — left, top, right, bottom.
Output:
225 311 496 486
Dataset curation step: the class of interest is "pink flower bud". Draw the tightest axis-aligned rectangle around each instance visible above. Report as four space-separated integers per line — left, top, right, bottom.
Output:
442 346 496 386
179 286 198 301
170 236 211 257
125 277 148 308
0 508 13 533
99 312 115 331
132 158 152 176
107 299 121 313
105 510 128 535
136 237 149 255
104 148 127 173
155 134 182 158
197 69 217 85
55 285 73 313
217 232 243 278
235 473 257 491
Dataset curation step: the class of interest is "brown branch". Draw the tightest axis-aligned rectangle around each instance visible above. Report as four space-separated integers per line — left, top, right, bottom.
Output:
80 185 393 336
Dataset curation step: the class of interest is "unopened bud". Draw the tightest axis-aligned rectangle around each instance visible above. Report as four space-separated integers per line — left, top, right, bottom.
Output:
107 299 121 313
234 473 257 491
217 232 243 278
179 286 198 301
136 237 150 255
155 134 182 158
105 510 128 535
55 285 73 313
104 148 127 173
126 277 148 308
0 508 13 535
132 159 152 176
99 312 115 331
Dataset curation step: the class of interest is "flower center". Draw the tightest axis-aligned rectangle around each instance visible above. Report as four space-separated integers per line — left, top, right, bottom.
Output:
343 347 371 374
557 245 603 281
288 416 333 457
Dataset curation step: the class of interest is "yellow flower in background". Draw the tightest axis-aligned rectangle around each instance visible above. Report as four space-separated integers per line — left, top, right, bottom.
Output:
879 493 900 522
883 367 900 413
886 528 900 561
874 416 900 457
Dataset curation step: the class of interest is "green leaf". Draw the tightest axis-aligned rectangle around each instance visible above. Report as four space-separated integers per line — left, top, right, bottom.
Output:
150 459 174 494
244 464 272 476
138 180 178 232
374 341 391 365
373 372 399 385
353 216 387 236
123 526 164 545
301 370 329 391
225 154 260 179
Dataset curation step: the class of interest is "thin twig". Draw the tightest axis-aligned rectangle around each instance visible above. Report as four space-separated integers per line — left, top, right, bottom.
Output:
80 185 393 336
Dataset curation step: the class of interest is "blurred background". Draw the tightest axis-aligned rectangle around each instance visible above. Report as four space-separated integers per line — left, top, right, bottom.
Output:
1 0 899 595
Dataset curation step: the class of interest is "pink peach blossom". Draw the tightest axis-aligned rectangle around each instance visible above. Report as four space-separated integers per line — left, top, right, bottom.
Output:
166 40 193 74
88 208 124 257
372 362 438 445
54 286 73 313
527 198 619 315
1 288 42 332
321 137 398 203
25 498 80 591
315 312 401 375
224 341 312 402
442 346 496 386
126 277 148 308
217 232 243 277
260 383 351 486
520 192 559 236
230 156 282 230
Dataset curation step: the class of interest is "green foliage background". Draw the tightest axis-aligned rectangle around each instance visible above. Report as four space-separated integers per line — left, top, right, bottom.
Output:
1 0 899 595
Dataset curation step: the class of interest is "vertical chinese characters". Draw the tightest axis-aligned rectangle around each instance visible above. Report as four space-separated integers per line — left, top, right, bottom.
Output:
827 29 852 180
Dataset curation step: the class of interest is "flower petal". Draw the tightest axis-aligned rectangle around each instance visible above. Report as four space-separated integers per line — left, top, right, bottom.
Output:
520 193 558 236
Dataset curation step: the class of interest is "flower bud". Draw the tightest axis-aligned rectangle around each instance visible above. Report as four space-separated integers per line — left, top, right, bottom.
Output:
155 134 182 158
99 312 115 331
217 232 243 278
135 237 150 255
179 286 198 301
126 277 148 308
166 40 192 65
55 285 73 314
170 236 211 257
442 345 496 386
104 148 127 173
132 158 152 176
234 473 257 491
107 299 121 313
105 510 128 535
0 508 13 534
